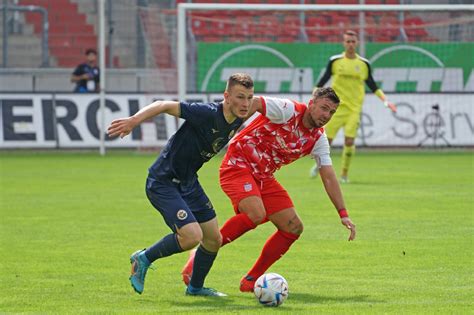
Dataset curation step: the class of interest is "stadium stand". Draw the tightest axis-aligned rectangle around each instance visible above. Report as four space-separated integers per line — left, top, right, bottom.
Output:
4 0 436 69
2 0 469 93
183 0 434 43
0 19 44 67
138 5 174 69
19 0 97 67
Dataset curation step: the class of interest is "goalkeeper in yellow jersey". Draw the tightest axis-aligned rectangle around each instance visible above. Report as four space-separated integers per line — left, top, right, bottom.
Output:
310 30 397 183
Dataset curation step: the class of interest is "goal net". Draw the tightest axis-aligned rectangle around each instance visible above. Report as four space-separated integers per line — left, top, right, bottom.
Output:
177 3 474 147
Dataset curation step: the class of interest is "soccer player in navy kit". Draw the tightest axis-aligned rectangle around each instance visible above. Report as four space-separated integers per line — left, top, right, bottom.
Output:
107 73 254 296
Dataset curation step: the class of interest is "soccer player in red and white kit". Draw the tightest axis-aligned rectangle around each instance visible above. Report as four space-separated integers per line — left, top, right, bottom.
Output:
182 87 357 292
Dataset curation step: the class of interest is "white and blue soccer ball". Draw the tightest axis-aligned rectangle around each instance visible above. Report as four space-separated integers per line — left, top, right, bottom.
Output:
253 273 289 307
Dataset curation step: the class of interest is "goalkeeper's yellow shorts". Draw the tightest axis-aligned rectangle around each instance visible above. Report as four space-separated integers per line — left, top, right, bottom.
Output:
324 106 360 139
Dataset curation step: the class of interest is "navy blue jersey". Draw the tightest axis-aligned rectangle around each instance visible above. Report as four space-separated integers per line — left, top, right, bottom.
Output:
72 63 100 92
149 102 243 183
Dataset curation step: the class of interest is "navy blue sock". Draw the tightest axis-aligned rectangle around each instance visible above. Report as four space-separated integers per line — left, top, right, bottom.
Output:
189 245 217 289
144 233 183 263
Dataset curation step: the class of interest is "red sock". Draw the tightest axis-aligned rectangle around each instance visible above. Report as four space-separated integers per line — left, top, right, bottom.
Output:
220 213 256 246
247 230 299 280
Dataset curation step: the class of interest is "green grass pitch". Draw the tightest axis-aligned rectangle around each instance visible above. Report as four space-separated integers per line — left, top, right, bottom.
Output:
1 150 472 314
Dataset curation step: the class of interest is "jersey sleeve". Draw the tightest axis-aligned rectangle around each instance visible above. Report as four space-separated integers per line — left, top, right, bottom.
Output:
179 102 211 125
316 59 333 87
72 64 83 76
310 132 332 167
363 60 379 93
261 96 295 124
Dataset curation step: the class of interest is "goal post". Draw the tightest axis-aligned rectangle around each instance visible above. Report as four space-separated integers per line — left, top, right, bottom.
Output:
177 3 474 147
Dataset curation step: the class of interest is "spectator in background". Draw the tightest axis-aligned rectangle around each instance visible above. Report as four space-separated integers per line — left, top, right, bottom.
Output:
71 48 100 93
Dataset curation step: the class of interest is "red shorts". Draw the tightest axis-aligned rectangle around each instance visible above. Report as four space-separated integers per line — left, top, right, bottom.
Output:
219 166 294 216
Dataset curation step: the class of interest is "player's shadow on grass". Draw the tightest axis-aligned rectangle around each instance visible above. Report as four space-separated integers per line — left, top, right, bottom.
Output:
289 293 384 304
170 296 263 311
171 296 235 307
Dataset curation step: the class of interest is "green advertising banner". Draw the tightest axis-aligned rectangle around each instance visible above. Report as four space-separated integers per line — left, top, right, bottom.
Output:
197 43 474 93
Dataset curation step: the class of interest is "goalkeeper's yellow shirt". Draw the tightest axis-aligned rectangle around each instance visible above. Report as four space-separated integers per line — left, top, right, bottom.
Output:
316 52 380 113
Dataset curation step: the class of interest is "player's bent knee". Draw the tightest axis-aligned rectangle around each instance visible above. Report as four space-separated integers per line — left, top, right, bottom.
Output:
292 222 304 235
238 196 266 225
187 230 203 244
282 222 304 235
202 235 222 252
247 211 266 225
177 223 203 250
180 236 202 250
202 230 222 248
345 138 355 146
238 205 266 225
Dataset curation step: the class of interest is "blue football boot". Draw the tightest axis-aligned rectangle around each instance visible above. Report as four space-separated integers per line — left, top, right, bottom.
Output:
129 249 152 294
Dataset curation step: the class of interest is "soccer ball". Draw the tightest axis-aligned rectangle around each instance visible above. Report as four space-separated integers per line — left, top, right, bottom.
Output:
253 273 289 307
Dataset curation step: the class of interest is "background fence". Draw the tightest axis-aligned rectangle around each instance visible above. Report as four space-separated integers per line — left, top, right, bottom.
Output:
0 0 473 149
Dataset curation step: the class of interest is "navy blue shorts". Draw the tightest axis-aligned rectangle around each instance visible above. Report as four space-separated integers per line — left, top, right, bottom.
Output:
145 175 216 232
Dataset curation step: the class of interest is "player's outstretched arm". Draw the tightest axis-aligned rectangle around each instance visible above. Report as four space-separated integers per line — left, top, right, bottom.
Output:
375 89 397 113
319 165 356 241
366 64 397 113
107 100 180 138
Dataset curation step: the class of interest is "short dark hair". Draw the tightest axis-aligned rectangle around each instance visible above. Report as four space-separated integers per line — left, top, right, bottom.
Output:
226 73 254 91
85 48 97 55
312 87 340 105
344 30 358 37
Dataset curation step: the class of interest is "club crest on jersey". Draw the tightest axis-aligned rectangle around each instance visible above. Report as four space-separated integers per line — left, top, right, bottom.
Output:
177 209 188 220
243 182 253 192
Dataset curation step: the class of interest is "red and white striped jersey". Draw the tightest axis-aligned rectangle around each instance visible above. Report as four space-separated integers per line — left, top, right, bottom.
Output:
223 96 331 180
